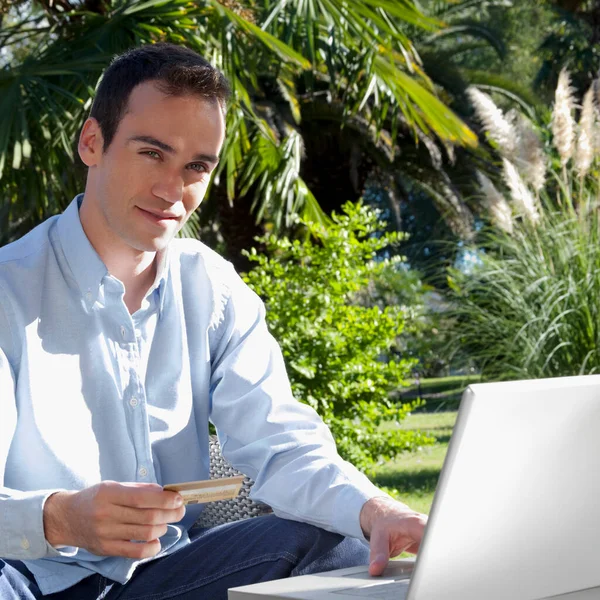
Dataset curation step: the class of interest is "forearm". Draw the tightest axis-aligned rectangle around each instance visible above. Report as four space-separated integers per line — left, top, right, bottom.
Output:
221 422 391 540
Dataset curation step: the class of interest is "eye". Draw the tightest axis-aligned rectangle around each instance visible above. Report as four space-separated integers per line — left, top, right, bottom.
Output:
188 162 208 173
142 150 161 159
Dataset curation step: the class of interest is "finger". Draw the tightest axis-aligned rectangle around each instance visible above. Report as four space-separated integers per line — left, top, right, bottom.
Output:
404 514 427 554
99 522 169 543
368 527 391 576
106 483 184 510
404 541 421 554
110 505 186 526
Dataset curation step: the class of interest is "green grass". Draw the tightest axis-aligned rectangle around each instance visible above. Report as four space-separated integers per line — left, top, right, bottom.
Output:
372 411 458 515
409 375 480 393
397 375 479 412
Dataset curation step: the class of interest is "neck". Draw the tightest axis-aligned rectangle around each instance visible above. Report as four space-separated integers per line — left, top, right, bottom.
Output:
79 192 157 314
107 252 157 314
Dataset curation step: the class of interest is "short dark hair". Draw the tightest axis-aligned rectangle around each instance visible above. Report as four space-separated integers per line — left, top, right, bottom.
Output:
90 43 231 151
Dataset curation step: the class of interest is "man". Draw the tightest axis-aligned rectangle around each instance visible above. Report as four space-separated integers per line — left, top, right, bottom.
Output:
0 44 427 599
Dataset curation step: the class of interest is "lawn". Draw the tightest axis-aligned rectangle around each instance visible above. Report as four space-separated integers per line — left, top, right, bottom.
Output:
371 411 458 515
397 375 480 412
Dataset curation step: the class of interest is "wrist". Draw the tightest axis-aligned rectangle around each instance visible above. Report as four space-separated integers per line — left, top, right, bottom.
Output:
43 491 76 547
359 495 398 539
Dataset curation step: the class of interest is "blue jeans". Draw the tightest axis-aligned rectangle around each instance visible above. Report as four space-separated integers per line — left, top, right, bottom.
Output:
0 515 369 599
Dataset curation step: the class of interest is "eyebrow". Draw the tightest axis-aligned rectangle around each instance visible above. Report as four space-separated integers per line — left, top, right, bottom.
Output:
128 135 220 164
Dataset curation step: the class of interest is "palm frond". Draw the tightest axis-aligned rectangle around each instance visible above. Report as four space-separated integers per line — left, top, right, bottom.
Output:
1 0 481 240
423 23 506 59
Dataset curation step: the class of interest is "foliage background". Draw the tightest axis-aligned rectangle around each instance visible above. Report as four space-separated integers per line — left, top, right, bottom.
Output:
0 0 477 266
4 0 600 474
446 66 600 381
243 203 433 471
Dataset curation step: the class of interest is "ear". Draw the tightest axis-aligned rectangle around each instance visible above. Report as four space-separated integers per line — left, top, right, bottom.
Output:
78 118 105 167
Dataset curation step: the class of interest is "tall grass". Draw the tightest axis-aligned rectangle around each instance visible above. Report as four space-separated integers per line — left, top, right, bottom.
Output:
449 71 600 380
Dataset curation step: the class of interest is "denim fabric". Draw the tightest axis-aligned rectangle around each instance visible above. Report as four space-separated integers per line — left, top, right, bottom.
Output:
0 516 370 600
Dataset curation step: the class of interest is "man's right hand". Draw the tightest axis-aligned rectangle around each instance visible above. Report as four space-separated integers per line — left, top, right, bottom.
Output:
43 481 186 559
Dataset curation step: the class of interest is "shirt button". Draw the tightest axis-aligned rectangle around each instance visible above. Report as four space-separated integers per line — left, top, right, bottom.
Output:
138 467 148 478
120 326 126 338
130 397 138 408
21 537 30 550
85 291 92 302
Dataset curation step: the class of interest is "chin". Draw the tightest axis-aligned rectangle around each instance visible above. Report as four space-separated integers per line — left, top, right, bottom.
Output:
128 235 173 253
147 238 172 252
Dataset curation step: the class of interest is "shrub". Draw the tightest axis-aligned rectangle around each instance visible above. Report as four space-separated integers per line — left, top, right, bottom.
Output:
242 202 433 472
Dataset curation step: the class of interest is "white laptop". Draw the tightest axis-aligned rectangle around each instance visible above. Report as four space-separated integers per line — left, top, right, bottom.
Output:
229 375 600 600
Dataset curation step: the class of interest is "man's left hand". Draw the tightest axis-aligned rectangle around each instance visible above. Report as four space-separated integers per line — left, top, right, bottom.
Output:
359 496 428 576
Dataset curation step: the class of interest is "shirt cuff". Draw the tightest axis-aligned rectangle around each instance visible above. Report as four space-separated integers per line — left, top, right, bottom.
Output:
0 489 78 559
331 479 393 542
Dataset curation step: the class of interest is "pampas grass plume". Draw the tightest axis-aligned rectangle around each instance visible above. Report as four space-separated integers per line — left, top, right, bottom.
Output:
467 87 517 158
503 158 540 224
477 171 513 233
511 112 546 192
576 84 597 177
552 68 576 166
593 80 600 156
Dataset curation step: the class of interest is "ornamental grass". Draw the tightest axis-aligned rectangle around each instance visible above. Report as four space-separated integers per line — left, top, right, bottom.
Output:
449 71 600 380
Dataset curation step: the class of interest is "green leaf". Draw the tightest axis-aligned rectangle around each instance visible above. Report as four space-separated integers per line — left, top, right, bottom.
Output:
211 0 311 69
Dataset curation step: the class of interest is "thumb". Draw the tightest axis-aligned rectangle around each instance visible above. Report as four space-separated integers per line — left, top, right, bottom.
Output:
368 526 390 576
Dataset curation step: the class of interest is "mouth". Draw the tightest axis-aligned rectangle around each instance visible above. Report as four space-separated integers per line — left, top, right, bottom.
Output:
136 206 182 226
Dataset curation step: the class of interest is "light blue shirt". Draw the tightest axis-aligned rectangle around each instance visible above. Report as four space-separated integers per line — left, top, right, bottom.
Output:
0 195 383 594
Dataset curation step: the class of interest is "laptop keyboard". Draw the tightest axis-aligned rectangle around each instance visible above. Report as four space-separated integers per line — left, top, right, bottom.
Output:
331 579 411 598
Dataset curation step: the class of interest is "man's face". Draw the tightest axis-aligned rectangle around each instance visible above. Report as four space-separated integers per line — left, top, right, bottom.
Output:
80 81 226 253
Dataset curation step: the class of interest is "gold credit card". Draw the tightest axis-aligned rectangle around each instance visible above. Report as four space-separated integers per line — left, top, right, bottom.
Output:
163 476 245 505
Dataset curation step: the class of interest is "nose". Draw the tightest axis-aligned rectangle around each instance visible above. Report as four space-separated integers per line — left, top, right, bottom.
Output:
151 172 184 204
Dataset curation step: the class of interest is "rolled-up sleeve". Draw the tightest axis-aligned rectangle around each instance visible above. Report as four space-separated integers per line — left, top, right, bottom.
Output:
208 268 389 541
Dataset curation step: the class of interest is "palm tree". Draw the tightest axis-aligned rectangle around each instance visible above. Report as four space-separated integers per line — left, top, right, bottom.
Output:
358 0 542 281
534 0 600 97
0 0 477 259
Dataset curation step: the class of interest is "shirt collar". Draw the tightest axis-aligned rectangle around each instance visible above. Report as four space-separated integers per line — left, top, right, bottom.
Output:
57 194 108 309
57 194 170 315
149 245 169 317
